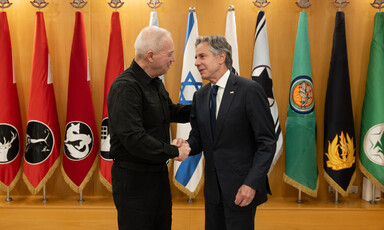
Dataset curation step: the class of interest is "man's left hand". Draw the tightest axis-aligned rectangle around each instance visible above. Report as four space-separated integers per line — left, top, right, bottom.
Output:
234 184 256 207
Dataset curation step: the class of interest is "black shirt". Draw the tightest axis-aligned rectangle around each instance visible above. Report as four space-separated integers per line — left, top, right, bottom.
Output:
107 60 191 166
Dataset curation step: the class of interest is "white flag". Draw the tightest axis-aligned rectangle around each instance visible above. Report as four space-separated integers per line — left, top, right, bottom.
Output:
252 11 283 175
225 7 240 75
149 11 165 84
173 10 203 198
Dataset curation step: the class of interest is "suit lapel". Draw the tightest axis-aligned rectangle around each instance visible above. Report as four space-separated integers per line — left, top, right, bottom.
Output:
214 74 238 142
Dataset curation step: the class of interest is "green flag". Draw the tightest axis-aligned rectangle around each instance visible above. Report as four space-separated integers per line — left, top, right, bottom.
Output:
284 12 318 197
359 12 384 192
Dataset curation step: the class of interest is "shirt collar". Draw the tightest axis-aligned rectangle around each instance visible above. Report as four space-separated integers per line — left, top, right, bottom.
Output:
131 59 155 85
212 69 230 89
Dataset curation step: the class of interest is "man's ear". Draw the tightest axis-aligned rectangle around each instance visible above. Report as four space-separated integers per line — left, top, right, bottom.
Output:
219 52 226 65
146 50 155 63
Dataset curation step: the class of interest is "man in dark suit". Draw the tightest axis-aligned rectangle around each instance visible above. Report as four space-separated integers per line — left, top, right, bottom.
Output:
176 35 276 230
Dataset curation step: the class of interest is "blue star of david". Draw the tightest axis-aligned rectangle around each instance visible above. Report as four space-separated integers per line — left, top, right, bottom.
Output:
179 72 202 105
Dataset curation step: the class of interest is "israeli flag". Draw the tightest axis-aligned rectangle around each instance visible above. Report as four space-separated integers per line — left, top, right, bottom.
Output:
173 10 203 198
252 11 283 175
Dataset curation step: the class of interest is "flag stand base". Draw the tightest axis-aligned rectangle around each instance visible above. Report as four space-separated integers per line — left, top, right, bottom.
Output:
78 191 84 203
296 190 303 203
187 198 194 203
42 183 48 203
6 187 12 202
333 192 339 204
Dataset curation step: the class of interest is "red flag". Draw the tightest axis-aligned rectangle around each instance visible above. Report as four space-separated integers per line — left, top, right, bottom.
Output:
62 11 99 193
99 11 124 191
0 12 23 192
23 12 61 194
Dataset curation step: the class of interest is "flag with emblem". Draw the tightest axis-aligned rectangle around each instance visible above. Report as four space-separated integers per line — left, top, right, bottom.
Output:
324 11 356 197
251 10 283 175
99 11 124 192
359 12 384 192
23 12 61 194
283 12 318 197
225 6 240 75
62 11 99 193
0 11 23 192
173 9 203 198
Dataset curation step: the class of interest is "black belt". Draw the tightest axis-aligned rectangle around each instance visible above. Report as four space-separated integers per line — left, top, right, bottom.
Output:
115 160 167 172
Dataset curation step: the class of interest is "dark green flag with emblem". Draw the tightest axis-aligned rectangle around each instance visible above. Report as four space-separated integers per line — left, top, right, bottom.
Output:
359 12 384 192
324 11 356 197
284 12 318 197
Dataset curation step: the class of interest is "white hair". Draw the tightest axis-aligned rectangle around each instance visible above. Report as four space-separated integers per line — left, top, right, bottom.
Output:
134 26 172 60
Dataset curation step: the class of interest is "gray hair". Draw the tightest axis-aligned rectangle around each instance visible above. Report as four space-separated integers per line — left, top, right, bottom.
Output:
195 35 233 70
134 26 172 60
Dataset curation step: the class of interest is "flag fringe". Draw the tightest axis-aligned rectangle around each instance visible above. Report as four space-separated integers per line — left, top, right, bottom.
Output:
61 157 99 193
171 159 204 199
323 170 356 197
23 157 60 195
0 167 22 193
358 160 384 193
99 170 112 192
283 173 318 198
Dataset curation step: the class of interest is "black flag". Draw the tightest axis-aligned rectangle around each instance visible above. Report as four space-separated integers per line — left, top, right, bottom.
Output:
324 11 356 197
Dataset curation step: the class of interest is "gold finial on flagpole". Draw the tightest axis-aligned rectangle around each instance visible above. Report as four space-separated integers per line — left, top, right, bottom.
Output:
189 6 195 13
371 0 384 12
70 0 87 11
0 0 12 11
30 0 49 11
253 0 270 10
147 0 162 11
333 0 349 11
228 5 235 12
296 0 312 11
108 0 124 11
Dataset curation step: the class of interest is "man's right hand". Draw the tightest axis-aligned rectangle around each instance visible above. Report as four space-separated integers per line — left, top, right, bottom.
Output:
173 140 190 161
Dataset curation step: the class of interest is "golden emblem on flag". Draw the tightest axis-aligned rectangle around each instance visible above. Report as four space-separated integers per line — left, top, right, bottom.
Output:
325 131 355 170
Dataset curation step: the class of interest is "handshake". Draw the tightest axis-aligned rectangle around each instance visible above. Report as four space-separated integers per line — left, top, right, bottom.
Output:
172 138 190 162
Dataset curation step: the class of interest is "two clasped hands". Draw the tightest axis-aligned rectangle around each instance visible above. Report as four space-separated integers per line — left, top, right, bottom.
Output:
172 138 190 162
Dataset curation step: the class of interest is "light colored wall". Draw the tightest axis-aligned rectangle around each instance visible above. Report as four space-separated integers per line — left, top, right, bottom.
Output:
2 0 378 201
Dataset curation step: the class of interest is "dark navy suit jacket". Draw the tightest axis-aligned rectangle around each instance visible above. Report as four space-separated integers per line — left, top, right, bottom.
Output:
188 73 276 210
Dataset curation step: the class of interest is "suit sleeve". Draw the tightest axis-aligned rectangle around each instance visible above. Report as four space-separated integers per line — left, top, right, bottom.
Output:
187 92 203 156
243 82 276 191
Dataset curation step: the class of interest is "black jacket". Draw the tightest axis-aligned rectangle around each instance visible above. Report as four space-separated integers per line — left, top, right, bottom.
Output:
107 60 191 167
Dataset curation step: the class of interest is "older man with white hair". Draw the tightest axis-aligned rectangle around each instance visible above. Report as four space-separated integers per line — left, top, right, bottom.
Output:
107 26 191 230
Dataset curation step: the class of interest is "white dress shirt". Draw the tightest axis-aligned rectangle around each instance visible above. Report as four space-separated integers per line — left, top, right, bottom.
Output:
211 69 230 118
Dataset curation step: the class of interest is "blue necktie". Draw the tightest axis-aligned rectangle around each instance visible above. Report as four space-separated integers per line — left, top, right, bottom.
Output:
210 85 219 139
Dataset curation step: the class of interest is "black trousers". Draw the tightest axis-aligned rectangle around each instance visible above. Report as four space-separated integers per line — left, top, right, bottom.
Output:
111 162 172 230
205 199 257 230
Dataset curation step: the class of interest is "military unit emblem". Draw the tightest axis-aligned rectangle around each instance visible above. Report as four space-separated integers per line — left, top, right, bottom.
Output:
0 124 19 163
363 123 384 165
289 76 314 114
100 118 112 161
64 121 93 160
325 131 355 170
25 121 54 164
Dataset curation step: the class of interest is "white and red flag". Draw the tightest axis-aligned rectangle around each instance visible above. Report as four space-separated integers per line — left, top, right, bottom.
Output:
62 11 99 193
99 11 124 191
0 11 23 192
23 12 61 194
